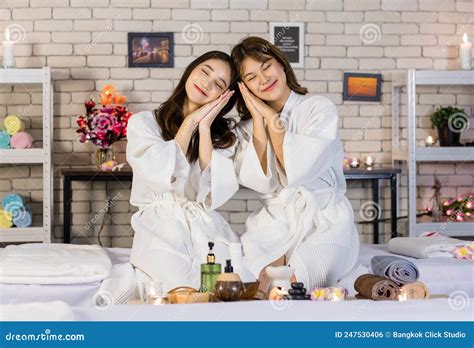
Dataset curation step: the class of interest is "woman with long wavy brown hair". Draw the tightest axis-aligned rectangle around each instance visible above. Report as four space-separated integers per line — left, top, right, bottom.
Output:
232 37 366 295
126 51 241 292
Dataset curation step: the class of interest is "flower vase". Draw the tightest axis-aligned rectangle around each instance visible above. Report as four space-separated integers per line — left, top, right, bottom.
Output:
95 147 114 169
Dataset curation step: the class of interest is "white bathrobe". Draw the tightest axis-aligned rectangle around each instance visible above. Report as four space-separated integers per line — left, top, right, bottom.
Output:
126 111 239 293
235 91 364 292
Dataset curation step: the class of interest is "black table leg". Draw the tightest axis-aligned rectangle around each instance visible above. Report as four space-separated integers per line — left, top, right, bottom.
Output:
391 174 398 239
63 176 72 244
372 179 380 244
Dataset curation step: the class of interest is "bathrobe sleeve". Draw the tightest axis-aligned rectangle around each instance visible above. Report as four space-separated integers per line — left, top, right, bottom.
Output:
195 139 240 211
276 96 339 188
234 120 279 194
126 111 190 194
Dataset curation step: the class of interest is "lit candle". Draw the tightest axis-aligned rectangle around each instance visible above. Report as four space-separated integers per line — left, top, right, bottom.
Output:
349 158 360 168
398 291 407 302
365 156 374 167
425 135 434 147
460 33 472 70
2 27 15 69
146 281 164 305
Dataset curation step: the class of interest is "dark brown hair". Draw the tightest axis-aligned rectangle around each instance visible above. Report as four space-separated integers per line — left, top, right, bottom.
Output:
231 36 308 120
154 51 238 163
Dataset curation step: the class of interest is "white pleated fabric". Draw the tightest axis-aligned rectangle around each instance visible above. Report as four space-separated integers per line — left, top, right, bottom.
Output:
126 111 239 293
235 92 362 292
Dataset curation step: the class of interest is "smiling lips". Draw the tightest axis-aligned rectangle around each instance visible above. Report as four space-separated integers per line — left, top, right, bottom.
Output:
262 80 277 92
194 83 208 97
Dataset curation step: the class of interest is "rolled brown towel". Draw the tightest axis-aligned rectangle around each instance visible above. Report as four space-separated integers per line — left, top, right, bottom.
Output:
400 281 430 300
354 274 401 301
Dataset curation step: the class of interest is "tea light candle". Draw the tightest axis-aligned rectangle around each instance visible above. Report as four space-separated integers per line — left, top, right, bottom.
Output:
2 27 15 69
425 135 434 147
349 158 360 168
365 156 375 167
460 33 472 70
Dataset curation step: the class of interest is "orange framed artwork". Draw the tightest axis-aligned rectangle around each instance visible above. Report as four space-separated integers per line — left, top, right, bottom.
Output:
343 72 382 102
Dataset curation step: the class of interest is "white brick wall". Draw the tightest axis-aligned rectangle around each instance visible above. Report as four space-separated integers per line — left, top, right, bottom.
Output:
0 0 473 247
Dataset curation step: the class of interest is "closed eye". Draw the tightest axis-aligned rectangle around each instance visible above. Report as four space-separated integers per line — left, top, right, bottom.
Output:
201 68 209 76
263 63 271 70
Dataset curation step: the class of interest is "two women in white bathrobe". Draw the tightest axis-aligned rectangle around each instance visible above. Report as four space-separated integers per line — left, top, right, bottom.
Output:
127 38 363 294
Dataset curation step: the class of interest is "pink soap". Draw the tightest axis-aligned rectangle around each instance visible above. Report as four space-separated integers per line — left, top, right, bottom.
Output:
10 131 34 149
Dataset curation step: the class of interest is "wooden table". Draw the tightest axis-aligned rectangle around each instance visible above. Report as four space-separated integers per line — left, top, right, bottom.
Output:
61 166 401 244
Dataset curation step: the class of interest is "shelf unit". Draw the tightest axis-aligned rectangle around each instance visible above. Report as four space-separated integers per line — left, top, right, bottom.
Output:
391 69 474 237
0 68 53 243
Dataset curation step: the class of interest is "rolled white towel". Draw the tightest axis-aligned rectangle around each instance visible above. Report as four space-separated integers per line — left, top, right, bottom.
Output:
0 243 112 285
92 263 138 308
0 301 74 321
388 236 468 259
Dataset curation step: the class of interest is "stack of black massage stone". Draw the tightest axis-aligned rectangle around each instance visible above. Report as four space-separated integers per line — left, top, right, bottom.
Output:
286 282 310 300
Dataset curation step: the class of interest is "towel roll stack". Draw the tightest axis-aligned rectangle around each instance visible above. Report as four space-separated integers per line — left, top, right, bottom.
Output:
354 255 430 301
1 116 34 149
1 193 32 228
0 130 11 149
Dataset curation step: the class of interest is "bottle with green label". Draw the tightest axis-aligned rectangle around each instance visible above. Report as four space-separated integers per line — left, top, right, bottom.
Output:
200 242 221 293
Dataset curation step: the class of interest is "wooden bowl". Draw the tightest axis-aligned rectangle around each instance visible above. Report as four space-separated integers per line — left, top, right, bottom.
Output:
241 281 260 300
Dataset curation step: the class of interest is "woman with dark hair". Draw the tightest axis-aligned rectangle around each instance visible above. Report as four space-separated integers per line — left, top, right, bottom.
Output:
231 37 365 294
126 51 240 292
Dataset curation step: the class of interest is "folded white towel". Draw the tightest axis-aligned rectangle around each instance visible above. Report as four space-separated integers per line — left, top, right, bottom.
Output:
0 301 74 321
388 236 468 259
0 243 112 285
92 263 138 308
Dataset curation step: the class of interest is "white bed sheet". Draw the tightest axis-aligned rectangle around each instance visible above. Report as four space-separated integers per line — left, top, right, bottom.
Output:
1 245 472 307
72 298 473 321
0 247 131 306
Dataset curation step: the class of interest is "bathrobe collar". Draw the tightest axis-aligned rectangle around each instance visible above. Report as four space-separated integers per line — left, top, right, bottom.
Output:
280 90 305 120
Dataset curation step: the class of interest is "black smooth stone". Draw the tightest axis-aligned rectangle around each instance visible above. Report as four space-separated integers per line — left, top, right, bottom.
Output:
291 282 304 289
288 289 304 296
290 295 306 300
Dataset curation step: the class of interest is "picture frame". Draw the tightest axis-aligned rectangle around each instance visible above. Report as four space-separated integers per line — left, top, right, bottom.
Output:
128 32 174 68
343 72 382 102
269 22 305 68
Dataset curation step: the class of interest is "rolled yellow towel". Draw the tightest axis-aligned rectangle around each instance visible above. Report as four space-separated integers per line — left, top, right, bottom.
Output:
0 209 13 228
400 281 430 300
4 115 25 135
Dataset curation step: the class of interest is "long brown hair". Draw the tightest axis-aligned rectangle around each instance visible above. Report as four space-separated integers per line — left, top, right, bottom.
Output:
154 51 238 163
231 36 308 120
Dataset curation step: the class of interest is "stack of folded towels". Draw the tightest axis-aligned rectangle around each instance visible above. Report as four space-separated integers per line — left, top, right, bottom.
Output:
0 115 34 149
388 234 474 260
0 193 32 228
354 255 429 301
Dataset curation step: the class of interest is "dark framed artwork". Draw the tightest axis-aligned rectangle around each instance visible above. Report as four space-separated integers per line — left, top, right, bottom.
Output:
343 72 382 102
128 32 174 68
269 22 304 68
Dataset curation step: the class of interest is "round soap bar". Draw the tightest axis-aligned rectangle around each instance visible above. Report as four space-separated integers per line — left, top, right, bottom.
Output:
10 131 34 149
4 115 25 135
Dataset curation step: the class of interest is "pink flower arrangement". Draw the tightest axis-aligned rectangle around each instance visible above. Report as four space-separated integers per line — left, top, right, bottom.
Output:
76 85 133 149
452 244 474 260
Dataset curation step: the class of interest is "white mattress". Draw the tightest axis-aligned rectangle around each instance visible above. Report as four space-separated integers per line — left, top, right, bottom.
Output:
72 297 472 321
1 245 472 307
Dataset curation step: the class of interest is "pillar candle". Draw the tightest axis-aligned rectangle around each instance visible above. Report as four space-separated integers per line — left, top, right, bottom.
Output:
460 33 472 70
2 27 15 69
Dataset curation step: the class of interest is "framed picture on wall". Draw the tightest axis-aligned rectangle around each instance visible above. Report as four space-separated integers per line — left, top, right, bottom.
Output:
269 22 304 68
343 72 382 102
128 32 174 68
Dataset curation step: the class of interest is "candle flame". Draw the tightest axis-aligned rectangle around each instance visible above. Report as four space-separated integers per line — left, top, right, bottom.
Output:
4 27 10 42
398 292 408 302
463 33 468 44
